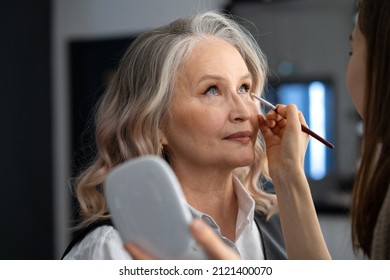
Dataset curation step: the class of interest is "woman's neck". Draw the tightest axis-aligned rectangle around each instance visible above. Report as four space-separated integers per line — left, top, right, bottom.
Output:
173 165 238 241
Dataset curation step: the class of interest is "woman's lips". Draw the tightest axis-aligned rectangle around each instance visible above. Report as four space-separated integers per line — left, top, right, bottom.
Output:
223 131 252 144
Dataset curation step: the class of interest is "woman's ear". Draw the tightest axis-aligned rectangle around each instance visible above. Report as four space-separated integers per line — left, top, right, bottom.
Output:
158 128 169 145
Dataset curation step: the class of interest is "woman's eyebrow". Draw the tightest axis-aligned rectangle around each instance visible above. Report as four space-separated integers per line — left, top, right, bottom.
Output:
240 73 252 81
349 34 353 41
196 74 225 84
195 73 252 85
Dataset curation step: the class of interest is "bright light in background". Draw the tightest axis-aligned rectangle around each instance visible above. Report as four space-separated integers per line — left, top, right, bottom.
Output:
309 82 326 180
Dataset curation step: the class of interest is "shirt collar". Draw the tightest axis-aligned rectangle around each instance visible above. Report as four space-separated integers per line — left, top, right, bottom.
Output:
233 176 255 233
187 176 256 237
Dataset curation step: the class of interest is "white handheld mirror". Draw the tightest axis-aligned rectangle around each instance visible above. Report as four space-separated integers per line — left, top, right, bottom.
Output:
104 155 207 259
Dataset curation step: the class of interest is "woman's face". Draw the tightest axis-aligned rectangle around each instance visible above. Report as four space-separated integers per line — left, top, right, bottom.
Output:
161 37 259 171
346 19 367 118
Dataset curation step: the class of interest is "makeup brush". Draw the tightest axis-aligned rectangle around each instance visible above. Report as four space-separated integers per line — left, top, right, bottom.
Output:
251 93 334 149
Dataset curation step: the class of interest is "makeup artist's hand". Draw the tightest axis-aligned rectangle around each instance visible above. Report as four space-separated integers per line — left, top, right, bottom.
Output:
124 218 240 260
259 105 331 260
258 104 309 177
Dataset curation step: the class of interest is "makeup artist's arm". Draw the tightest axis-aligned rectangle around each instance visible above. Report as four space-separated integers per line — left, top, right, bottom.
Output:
124 219 240 260
258 104 331 260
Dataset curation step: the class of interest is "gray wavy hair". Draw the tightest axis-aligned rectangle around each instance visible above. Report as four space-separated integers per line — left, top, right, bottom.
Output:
74 11 277 228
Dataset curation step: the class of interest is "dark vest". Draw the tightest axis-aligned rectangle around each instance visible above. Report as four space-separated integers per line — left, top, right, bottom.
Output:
253 212 286 260
62 212 286 260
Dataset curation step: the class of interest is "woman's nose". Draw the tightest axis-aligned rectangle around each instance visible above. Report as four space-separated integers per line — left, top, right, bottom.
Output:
228 93 251 122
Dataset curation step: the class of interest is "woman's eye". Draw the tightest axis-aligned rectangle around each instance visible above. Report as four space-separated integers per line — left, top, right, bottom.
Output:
348 50 353 56
238 84 250 94
205 86 219 96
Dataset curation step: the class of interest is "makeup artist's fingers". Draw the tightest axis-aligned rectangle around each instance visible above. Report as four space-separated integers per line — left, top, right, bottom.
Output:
262 111 281 128
259 105 306 147
124 243 155 260
263 110 287 134
190 219 240 260
265 119 276 128
268 105 308 134
297 110 309 128
258 113 267 129
275 105 304 125
258 114 283 149
274 118 287 131
265 109 283 122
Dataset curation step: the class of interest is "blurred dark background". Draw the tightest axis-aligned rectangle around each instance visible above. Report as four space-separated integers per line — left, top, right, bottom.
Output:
0 0 53 259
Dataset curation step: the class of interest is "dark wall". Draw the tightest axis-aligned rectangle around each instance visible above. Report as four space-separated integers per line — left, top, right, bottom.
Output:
68 37 136 227
0 1 53 259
